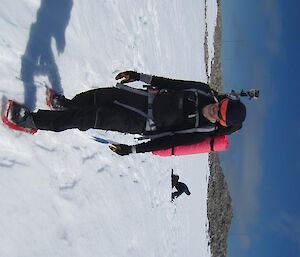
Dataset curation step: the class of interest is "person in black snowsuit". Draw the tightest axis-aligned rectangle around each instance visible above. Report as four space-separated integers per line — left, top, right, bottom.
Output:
171 169 191 201
15 71 247 155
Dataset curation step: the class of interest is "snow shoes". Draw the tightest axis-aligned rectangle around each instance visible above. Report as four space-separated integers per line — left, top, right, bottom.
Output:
2 100 37 134
46 87 66 110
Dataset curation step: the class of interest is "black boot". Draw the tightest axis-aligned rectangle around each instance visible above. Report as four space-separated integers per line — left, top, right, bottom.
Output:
46 87 67 110
9 104 36 129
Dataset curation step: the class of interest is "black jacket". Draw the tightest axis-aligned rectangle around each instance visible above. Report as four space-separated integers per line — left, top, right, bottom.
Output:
171 171 191 200
134 75 242 153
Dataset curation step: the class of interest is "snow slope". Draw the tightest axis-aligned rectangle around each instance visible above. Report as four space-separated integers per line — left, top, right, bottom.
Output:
0 1 217 256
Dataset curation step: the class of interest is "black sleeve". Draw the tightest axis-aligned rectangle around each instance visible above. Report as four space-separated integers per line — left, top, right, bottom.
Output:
150 75 216 94
135 132 210 153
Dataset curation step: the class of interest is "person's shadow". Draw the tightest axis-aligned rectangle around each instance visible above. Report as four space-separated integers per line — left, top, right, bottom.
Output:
20 0 73 111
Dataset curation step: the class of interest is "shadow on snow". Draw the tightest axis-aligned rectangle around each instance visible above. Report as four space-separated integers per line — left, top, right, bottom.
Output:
20 0 73 110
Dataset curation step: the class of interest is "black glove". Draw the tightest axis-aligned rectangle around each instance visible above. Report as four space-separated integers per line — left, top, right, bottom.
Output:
109 144 133 156
115 71 140 84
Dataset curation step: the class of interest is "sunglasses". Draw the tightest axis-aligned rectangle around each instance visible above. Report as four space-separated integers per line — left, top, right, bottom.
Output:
218 99 229 127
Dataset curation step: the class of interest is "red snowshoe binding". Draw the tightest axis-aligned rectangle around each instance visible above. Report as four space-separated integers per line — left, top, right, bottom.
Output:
46 87 65 110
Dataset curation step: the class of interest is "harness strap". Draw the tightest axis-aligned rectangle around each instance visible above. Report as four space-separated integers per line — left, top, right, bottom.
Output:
184 88 213 98
114 100 156 131
194 92 199 127
146 91 157 131
141 125 217 140
115 83 219 136
115 83 156 131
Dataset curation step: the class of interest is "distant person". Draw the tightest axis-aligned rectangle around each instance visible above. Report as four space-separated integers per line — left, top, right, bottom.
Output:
8 70 247 155
171 169 191 201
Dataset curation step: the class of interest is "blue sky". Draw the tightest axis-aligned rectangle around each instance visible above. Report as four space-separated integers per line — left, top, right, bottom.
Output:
220 0 300 257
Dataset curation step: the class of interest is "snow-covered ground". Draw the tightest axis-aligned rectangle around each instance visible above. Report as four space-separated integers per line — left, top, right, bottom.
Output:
0 1 218 257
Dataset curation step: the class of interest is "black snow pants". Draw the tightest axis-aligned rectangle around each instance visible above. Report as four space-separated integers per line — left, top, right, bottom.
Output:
31 88 148 133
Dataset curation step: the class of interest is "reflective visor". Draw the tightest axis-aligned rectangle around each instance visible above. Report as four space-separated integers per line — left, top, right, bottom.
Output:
218 99 229 127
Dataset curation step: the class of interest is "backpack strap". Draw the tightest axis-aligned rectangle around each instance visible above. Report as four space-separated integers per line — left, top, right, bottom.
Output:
140 125 217 140
115 83 219 135
115 83 157 131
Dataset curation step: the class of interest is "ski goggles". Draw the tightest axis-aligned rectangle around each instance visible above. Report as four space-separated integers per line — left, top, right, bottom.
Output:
218 98 229 127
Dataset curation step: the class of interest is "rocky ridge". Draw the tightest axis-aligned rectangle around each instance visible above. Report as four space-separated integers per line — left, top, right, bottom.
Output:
204 2 233 257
